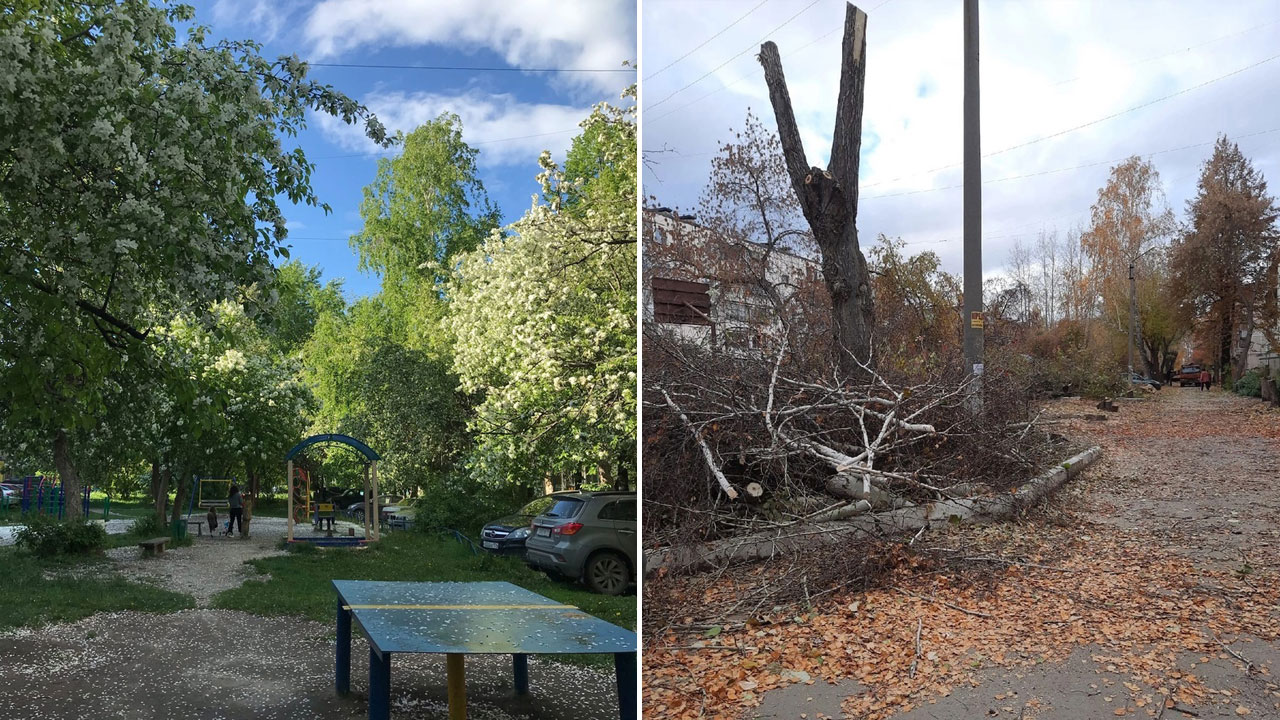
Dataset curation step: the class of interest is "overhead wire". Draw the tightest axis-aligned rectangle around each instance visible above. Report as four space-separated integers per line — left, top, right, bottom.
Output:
646 0 826 111
643 0 772 81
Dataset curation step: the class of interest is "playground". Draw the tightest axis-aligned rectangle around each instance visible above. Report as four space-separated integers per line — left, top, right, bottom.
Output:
0 434 635 719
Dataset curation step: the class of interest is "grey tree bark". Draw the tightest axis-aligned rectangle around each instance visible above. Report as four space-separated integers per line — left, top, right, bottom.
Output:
758 2 875 371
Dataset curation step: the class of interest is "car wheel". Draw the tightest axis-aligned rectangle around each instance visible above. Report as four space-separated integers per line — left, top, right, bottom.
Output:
584 552 629 595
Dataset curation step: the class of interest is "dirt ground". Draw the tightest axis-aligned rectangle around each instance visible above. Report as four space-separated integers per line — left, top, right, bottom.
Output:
645 387 1280 719
1 517 627 719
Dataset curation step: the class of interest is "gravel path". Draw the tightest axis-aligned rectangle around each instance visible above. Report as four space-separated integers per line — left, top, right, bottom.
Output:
0 610 623 720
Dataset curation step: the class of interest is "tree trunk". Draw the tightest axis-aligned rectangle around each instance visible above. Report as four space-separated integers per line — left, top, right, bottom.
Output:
243 466 259 538
51 429 82 522
150 459 164 524
646 446 1102 574
156 462 171 525
758 2 875 373
170 468 188 528
614 448 630 491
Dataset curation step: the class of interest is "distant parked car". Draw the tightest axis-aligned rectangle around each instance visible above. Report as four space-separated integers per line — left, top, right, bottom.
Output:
1125 372 1162 390
381 497 423 528
524 491 637 595
480 493 571 556
0 484 18 505
345 495 401 522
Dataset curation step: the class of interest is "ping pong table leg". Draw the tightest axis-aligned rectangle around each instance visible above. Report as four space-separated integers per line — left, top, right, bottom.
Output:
446 653 467 720
614 651 637 720
512 653 529 695
336 598 351 696
369 648 391 720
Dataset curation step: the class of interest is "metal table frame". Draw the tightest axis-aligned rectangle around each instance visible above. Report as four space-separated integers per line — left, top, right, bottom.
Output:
333 580 637 720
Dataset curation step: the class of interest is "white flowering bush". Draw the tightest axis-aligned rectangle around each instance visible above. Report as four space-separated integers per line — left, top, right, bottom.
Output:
448 90 637 484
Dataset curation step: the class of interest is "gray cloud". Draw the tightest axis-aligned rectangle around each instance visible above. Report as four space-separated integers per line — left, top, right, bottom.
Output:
642 0 1280 276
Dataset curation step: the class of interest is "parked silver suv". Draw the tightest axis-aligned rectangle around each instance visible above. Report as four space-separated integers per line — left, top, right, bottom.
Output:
524 491 636 595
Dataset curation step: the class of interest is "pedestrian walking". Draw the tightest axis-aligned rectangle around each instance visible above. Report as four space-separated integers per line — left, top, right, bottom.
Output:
227 483 244 536
1199 368 1211 391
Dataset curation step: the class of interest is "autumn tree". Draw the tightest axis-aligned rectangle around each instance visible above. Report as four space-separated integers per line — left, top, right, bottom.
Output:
1171 136 1280 383
645 110 827 355
758 3 875 372
1080 157 1180 379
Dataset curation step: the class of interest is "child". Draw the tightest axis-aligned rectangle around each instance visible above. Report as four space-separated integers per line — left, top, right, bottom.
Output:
206 506 218 535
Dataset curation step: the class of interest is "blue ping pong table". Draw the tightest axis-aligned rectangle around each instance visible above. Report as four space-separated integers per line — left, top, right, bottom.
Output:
333 580 637 720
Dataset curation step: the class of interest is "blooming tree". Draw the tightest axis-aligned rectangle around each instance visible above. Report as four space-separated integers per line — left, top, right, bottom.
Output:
0 1 386 517
449 92 637 487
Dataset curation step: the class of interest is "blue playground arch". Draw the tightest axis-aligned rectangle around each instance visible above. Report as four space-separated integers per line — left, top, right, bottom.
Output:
285 434 380 463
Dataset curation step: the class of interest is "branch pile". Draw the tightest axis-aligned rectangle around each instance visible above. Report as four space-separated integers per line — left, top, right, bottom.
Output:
644 330 1083 573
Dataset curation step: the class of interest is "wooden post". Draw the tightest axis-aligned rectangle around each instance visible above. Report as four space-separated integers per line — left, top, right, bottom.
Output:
286 459 294 542
446 653 466 720
362 465 371 540
371 460 380 542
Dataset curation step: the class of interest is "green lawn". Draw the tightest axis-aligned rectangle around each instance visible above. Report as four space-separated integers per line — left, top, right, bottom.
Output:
212 530 635 668
0 547 194 631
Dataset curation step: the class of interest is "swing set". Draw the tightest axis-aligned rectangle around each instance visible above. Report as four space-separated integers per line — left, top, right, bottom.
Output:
284 434 381 547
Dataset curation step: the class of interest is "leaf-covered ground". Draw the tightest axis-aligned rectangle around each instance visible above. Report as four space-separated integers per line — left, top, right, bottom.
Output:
644 388 1280 719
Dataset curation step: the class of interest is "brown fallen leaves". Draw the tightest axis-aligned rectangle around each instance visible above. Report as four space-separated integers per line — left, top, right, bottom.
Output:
643 521 1280 720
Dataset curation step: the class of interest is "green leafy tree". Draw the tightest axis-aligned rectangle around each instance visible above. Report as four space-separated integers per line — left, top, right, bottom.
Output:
0 0 387 518
449 91 637 488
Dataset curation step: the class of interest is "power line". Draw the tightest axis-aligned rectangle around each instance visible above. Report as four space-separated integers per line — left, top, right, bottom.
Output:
644 0 771 81
1047 17 1280 88
307 62 633 73
309 128 579 161
647 0 825 111
647 0 900 124
862 127 1280 200
863 48 1280 190
649 24 842 125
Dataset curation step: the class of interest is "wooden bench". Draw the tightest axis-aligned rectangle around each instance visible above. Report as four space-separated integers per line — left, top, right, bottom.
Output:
139 537 170 557
186 518 205 536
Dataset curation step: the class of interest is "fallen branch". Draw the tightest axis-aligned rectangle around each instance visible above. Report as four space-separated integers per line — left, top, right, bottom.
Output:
661 388 739 500
893 586 992 619
644 446 1103 574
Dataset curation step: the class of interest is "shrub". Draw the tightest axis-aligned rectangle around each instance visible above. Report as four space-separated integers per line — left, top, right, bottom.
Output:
15 515 107 557
1235 368 1263 397
128 514 165 538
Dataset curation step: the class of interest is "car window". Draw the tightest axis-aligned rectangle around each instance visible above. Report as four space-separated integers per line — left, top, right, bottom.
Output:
597 499 636 521
544 498 584 519
521 495 556 516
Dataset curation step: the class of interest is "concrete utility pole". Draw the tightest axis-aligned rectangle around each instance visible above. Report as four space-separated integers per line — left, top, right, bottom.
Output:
963 0 984 407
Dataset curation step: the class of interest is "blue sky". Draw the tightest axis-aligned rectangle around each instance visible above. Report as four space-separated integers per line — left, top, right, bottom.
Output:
187 0 636 299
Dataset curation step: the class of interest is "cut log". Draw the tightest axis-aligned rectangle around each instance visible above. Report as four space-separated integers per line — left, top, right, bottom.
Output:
644 446 1102 575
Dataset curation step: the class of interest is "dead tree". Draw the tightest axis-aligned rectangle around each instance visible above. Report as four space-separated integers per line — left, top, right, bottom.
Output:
758 2 875 372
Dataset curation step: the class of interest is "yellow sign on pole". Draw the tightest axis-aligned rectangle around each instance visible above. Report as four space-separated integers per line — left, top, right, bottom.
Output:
970 311 984 329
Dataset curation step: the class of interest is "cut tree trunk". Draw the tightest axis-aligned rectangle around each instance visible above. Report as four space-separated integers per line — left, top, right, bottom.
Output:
758 2 875 372
644 446 1102 575
51 428 82 522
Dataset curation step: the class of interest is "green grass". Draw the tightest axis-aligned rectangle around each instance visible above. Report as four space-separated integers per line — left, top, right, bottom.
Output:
0 546 195 631
212 531 635 669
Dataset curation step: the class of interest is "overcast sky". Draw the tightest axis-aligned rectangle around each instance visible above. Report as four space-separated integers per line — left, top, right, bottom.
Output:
189 0 636 298
641 0 1280 278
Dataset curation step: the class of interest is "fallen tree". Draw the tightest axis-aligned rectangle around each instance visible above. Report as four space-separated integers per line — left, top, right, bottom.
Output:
645 445 1101 574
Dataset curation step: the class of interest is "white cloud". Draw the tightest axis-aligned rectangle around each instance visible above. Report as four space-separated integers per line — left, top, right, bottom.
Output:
303 0 636 95
315 90 589 167
211 0 302 43
642 0 1280 277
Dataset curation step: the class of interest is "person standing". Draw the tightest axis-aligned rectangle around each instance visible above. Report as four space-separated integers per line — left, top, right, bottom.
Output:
227 484 244 536
1199 368 1211 391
